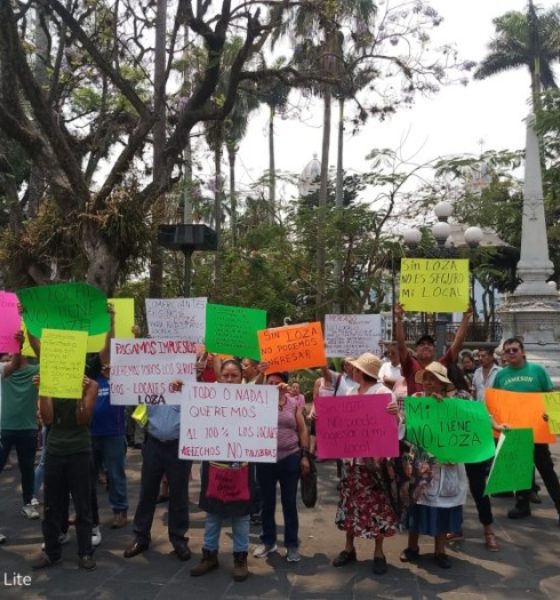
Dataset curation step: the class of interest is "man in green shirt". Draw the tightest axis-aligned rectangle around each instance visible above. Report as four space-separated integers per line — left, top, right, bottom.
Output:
492 337 560 522
0 332 40 522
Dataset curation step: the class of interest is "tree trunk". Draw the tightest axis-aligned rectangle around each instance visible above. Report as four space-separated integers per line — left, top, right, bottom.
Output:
148 0 167 298
214 142 223 286
269 105 276 223
332 96 344 313
228 145 237 246
83 226 121 295
316 88 331 320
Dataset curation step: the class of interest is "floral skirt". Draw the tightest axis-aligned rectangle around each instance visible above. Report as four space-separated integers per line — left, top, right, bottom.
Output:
335 462 398 539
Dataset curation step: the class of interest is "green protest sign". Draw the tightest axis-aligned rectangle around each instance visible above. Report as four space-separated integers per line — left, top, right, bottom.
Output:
18 283 110 338
205 304 267 360
404 396 495 463
484 429 534 496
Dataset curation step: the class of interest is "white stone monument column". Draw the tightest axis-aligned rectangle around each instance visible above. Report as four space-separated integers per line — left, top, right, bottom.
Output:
498 114 560 382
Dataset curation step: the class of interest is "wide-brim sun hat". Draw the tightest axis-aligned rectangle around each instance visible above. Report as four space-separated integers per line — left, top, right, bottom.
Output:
348 352 382 379
414 361 452 386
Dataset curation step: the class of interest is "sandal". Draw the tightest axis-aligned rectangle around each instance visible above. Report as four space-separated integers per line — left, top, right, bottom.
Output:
484 532 499 552
332 549 357 567
399 547 420 562
445 530 464 542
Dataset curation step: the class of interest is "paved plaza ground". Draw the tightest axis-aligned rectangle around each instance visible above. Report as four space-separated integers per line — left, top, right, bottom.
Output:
1 446 559 600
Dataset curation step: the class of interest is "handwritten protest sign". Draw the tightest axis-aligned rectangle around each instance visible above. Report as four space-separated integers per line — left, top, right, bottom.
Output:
146 297 207 342
315 393 399 459
179 382 279 463
21 324 36 358
404 396 495 463
258 322 327 373
0 292 21 353
109 338 198 405
399 258 469 313
542 391 560 434
485 388 555 444
484 429 534 496
18 283 110 337
205 304 266 360
324 314 384 358
39 329 88 399
87 298 135 352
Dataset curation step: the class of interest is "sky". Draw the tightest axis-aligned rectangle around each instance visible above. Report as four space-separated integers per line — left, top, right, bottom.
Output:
232 0 559 197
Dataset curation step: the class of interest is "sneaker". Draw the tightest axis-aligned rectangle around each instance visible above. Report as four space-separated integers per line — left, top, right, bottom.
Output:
78 555 96 571
21 504 40 520
286 547 301 563
42 532 71 550
253 543 277 558
92 526 102 547
30 497 40 507
111 512 128 529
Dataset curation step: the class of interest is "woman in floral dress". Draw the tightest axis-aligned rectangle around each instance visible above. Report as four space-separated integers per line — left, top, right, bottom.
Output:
332 353 401 575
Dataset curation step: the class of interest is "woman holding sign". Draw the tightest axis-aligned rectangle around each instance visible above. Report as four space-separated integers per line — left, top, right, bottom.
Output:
332 353 400 576
400 362 468 569
190 360 257 583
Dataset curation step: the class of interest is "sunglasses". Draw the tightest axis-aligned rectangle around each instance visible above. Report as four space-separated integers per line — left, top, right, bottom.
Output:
504 348 520 354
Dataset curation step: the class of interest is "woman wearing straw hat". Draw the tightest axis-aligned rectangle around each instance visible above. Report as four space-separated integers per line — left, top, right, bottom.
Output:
400 362 468 569
332 352 401 575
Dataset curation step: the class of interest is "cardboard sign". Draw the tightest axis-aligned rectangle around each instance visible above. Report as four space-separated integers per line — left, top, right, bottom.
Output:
109 338 198 405
179 382 279 463
485 388 555 444
315 393 399 459
0 292 21 353
324 314 384 358
87 298 135 352
205 304 266 360
146 297 207 342
399 258 469 313
18 283 110 337
258 322 327 373
39 329 88 399
542 391 560 434
484 429 534 496
404 396 495 463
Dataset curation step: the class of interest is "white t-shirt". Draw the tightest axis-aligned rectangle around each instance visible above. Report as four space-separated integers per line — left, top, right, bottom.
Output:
378 361 401 384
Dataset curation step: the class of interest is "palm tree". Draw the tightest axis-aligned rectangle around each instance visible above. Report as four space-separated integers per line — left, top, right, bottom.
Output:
474 1 560 111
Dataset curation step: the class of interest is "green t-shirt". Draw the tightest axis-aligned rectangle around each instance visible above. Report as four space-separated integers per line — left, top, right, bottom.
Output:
47 399 91 456
0 363 39 431
493 362 553 393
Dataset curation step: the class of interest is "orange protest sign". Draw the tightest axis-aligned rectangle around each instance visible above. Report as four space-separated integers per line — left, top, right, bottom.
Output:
258 322 327 373
485 388 556 444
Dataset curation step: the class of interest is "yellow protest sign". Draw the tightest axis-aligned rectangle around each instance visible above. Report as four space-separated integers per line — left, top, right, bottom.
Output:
40 329 88 399
21 323 36 358
399 258 470 313
87 298 135 352
543 391 560 434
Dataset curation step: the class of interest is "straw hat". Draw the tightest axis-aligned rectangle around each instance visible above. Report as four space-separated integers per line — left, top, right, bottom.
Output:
414 361 452 386
348 352 382 379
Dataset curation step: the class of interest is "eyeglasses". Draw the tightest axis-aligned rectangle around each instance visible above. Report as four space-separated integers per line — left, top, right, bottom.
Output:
504 348 520 354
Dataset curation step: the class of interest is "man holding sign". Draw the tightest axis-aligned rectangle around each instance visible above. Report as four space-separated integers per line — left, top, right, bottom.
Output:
491 337 560 523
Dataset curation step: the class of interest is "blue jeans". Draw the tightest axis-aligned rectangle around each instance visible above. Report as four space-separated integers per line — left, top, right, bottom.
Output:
92 435 128 513
0 429 38 504
203 513 250 553
257 452 300 549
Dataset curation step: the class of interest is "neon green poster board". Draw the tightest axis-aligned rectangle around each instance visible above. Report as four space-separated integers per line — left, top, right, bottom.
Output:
205 304 266 360
404 395 495 463
484 429 534 496
18 283 110 337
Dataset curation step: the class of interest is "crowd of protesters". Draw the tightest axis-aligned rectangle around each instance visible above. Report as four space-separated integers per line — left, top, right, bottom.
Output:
1 299 559 581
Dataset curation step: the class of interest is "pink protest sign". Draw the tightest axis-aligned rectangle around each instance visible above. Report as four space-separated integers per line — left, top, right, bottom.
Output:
315 393 399 459
0 292 22 353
